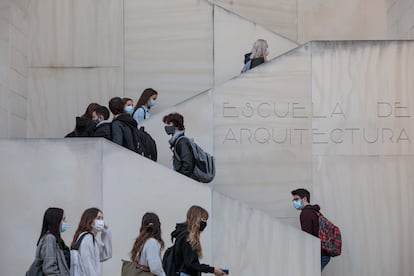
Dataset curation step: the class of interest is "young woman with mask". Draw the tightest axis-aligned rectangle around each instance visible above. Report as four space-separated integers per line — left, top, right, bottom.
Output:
130 212 166 276
27 207 70 275
71 207 112 276
171 205 226 276
123 98 134 116
133 88 158 123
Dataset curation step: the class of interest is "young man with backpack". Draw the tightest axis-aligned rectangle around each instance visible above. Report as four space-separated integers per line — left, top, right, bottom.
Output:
291 188 341 271
163 113 195 178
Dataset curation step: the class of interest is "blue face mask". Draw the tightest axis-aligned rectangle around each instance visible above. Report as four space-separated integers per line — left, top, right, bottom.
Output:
164 125 176 135
292 199 302 210
60 222 68 233
149 99 156 107
125 105 134 115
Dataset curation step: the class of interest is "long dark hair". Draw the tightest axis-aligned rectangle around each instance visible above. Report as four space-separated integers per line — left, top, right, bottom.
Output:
81 103 100 119
134 88 158 113
37 207 66 249
130 212 164 261
71 207 101 248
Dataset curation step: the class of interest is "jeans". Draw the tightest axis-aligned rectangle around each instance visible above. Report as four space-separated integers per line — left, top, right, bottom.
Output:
321 255 331 271
180 273 190 276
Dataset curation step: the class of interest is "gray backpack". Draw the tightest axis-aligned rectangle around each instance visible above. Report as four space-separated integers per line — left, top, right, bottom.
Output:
174 137 215 183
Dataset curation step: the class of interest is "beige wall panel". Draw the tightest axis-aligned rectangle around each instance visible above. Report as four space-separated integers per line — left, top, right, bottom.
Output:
28 0 122 67
214 6 298 85
211 0 297 41
27 68 122 138
313 156 414 276
311 41 414 156
213 191 320 275
102 140 213 275
0 106 8 137
386 0 414 38
124 0 213 112
0 139 103 276
214 46 313 218
298 0 388 43
139 91 214 171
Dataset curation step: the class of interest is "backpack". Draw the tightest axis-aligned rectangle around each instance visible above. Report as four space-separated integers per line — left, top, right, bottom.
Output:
162 232 186 276
132 126 158 161
174 137 215 183
70 232 94 276
315 212 342 257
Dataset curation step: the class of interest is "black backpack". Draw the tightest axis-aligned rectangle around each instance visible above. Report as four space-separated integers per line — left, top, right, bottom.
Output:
162 232 186 276
131 126 158 161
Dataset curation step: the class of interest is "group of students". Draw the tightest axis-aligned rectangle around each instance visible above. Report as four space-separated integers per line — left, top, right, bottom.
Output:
65 88 158 141
27 206 227 276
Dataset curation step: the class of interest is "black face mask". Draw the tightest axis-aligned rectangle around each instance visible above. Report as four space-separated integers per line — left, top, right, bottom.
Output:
164 125 176 135
199 221 207 232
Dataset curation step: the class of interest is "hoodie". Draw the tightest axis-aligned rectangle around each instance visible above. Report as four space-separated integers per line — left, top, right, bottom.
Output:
171 223 214 276
111 113 138 152
300 204 329 256
65 117 97 137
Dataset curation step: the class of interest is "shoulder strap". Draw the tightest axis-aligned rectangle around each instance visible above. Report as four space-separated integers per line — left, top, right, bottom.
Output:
72 232 94 250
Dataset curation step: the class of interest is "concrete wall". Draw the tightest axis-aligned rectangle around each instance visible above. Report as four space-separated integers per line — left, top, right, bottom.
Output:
0 0 28 138
386 0 414 39
0 139 319 276
144 40 414 276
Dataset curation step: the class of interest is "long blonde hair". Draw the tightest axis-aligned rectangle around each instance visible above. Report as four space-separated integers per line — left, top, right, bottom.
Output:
186 205 209 258
250 39 268 61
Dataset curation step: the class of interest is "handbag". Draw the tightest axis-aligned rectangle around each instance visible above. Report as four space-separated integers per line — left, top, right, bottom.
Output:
121 260 153 276
25 258 43 276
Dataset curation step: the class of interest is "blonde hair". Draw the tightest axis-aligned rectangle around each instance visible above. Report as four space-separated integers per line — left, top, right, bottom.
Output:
250 39 268 61
186 205 209 258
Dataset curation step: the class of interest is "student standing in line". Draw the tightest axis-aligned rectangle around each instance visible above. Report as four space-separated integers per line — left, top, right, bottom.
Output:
291 188 331 271
93 106 112 140
130 212 166 276
241 39 269 73
71 208 112 276
162 112 194 178
123 98 135 116
26 207 70 276
66 103 100 137
133 88 158 124
171 205 226 276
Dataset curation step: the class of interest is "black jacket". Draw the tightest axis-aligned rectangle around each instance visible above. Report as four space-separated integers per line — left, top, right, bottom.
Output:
111 114 137 151
65 117 97 137
244 52 265 70
93 121 112 140
171 223 214 276
172 135 195 177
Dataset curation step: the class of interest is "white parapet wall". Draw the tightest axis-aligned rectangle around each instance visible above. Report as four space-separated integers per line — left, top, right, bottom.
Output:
0 138 319 276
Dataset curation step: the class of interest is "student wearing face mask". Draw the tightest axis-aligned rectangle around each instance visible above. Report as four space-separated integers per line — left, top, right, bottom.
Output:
133 88 158 124
291 188 331 271
170 205 226 276
241 39 269 73
26 207 70 276
71 208 112 276
162 112 194 178
123 98 134 116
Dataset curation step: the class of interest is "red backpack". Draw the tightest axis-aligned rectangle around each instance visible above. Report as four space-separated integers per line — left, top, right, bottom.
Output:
315 212 342 257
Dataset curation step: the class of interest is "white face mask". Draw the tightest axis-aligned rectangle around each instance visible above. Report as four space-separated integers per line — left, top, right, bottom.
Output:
93 219 105 232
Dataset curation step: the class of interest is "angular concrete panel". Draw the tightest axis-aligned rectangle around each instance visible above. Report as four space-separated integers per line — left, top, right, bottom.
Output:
311 41 414 155
0 139 103 276
214 45 313 218
211 0 298 41
124 0 213 112
213 191 320 276
28 0 122 67
313 156 414 276
27 68 122 138
214 5 298 85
